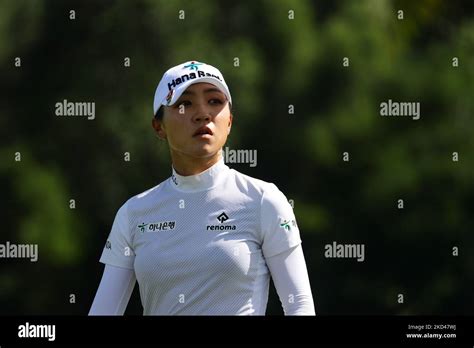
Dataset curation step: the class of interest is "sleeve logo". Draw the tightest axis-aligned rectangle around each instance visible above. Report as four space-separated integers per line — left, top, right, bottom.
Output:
280 219 297 231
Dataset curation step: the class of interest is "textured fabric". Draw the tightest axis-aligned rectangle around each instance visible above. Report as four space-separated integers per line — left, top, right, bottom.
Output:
266 245 316 315
99 159 312 315
89 264 136 315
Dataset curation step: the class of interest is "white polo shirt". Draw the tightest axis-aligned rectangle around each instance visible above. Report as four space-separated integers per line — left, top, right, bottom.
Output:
100 159 302 315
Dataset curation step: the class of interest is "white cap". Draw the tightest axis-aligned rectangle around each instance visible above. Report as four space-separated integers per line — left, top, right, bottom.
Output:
153 60 232 115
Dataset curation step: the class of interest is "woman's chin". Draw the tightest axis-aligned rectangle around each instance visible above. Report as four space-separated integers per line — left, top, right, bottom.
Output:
191 145 220 158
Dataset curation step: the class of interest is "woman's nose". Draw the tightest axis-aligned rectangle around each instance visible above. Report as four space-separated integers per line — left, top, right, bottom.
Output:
192 104 211 122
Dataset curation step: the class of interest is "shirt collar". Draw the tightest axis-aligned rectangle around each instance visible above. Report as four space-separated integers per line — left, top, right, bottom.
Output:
170 158 229 192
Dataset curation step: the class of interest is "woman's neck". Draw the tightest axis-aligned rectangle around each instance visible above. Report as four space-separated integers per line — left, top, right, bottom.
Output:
170 150 222 176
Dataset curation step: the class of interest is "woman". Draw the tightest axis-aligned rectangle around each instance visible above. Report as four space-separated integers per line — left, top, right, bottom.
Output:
89 61 315 315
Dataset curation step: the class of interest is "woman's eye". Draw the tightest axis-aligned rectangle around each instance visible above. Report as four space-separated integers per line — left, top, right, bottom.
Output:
177 100 191 107
209 99 223 105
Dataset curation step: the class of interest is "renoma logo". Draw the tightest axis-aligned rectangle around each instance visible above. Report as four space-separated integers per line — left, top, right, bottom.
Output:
207 212 236 231
217 212 229 223
139 221 176 233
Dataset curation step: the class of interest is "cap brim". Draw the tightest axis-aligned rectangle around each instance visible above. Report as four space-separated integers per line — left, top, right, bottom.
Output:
166 77 232 107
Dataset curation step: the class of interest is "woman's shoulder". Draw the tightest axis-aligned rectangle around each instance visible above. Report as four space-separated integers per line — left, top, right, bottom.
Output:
229 169 292 214
124 181 168 208
134 183 163 199
229 168 281 196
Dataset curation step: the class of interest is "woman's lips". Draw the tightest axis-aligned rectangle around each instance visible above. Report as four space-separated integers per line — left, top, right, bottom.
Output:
193 126 213 137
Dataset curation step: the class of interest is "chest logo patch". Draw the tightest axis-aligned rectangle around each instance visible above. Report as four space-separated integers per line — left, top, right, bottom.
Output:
217 212 229 223
207 211 236 231
138 221 176 233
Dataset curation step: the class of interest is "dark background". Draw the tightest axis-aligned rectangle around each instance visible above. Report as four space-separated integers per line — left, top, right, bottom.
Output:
0 0 473 315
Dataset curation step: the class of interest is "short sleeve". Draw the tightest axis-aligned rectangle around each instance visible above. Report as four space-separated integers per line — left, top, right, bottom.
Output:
99 201 135 270
260 183 302 258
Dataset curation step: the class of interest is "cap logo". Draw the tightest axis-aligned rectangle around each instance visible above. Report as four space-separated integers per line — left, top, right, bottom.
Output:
167 70 222 91
184 61 203 71
165 89 174 105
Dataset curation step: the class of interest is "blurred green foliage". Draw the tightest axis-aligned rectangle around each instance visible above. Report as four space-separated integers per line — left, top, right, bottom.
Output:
0 0 473 315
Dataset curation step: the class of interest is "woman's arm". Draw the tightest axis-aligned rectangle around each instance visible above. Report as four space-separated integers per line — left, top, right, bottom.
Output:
266 244 316 315
89 264 136 315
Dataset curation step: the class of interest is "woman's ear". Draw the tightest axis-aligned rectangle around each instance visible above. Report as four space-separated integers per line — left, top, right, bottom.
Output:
152 117 167 139
228 113 233 134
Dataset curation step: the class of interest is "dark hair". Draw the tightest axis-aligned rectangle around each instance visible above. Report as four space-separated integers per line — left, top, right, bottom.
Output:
154 106 164 120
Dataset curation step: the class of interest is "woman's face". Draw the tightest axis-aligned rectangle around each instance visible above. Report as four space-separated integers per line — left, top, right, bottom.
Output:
153 82 232 160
